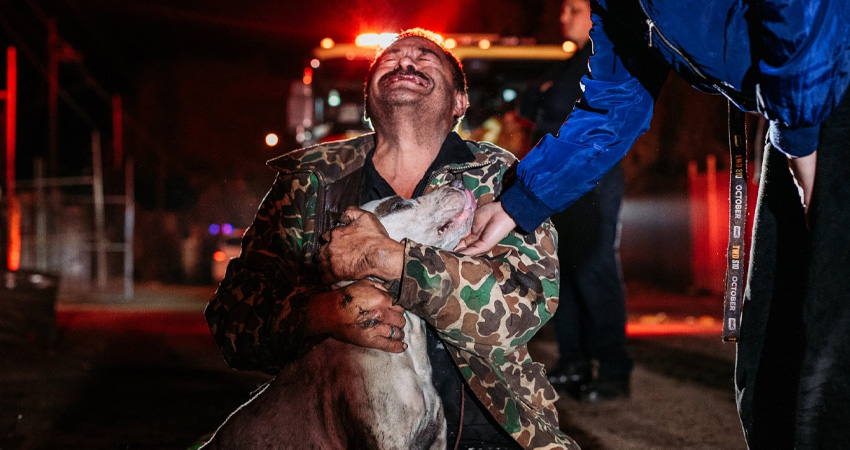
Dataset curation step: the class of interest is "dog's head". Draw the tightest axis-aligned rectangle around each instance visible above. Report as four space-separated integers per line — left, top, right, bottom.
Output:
361 179 476 250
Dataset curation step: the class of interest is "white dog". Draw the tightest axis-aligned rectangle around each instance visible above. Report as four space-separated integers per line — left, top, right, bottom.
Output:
202 179 477 450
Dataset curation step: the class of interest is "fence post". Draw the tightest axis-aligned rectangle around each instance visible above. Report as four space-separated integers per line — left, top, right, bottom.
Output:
92 130 107 288
124 158 134 300
35 159 47 270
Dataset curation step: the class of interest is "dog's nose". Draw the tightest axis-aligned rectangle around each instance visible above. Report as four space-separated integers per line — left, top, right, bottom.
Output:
450 179 464 190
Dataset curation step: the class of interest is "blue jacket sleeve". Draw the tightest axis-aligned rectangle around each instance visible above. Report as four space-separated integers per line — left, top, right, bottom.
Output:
756 0 850 158
501 9 668 232
755 0 850 131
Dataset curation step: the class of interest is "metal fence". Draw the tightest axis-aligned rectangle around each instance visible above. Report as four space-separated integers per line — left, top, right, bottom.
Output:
16 146 134 299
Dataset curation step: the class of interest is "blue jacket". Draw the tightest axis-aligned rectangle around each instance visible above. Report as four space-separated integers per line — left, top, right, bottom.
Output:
502 0 850 232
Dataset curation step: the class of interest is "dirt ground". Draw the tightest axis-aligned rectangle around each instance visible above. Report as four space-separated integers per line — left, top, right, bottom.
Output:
1 284 747 450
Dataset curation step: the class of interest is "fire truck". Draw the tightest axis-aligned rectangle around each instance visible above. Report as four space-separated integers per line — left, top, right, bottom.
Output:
286 33 576 155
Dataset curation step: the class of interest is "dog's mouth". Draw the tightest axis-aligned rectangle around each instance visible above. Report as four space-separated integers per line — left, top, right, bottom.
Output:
463 189 477 213
437 188 476 236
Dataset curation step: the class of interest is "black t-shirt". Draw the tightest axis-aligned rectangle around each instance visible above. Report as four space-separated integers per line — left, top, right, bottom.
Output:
358 132 520 448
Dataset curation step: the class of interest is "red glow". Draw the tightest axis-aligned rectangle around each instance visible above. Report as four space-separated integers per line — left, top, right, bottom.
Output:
7 195 20 270
56 310 211 336
6 46 16 194
626 321 721 337
213 251 227 262
112 95 123 168
302 67 313 85
408 4 461 40
688 159 758 292
5 47 19 271
53 310 722 340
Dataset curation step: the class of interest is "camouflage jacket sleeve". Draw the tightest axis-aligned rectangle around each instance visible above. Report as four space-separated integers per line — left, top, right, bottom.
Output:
397 219 559 358
204 172 326 373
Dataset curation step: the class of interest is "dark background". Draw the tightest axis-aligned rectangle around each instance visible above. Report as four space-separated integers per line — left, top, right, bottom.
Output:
0 0 744 287
1 0 565 198
0 6 755 449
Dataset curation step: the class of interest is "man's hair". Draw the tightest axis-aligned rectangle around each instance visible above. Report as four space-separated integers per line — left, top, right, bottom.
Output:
367 28 467 94
363 28 468 128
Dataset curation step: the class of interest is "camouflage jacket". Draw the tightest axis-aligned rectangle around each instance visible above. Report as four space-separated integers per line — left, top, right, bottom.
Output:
205 133 578 450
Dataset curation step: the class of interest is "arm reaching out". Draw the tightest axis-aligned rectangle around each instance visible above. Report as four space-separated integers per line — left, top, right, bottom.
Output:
455 201 517 256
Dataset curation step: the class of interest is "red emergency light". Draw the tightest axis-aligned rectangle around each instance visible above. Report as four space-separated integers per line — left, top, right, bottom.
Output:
213 251 227 262
354 33 401 48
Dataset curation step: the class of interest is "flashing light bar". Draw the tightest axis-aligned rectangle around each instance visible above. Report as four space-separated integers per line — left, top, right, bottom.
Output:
355 33 399 48
312 34 573 61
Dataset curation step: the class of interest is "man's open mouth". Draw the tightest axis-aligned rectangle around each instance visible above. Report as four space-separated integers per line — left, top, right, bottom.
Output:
380 69 431 88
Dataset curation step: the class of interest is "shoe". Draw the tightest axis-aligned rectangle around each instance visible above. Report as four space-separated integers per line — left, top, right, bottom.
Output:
547 360 592 399
580 374 630 402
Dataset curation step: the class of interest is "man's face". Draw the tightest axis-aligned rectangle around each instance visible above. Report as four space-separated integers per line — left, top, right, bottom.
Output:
366 36 466 128
561 0 592 49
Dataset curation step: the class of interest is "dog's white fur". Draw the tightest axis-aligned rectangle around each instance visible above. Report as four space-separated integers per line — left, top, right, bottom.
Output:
202 180 476 450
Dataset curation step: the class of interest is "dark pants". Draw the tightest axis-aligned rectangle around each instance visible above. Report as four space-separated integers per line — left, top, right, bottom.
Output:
550 162 633 377
737 89 850 449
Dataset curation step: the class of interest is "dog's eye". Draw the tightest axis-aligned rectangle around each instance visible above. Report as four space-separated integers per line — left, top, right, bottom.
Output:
374 196 413 217
391 200 412 212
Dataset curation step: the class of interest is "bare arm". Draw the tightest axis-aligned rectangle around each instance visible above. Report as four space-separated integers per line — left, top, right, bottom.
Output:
788 150 817 215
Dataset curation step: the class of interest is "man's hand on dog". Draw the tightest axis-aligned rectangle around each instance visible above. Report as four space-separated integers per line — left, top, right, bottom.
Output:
319 207 404 284
306 279 408 353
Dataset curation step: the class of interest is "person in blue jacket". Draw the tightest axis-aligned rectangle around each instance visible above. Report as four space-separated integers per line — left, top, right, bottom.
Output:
456 1 850 448
519 0 632 402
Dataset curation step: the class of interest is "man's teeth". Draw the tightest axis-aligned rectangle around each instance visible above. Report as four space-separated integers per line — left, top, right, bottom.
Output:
390 74 424 86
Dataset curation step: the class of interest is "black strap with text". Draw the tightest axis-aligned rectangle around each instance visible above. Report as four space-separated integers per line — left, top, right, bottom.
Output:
723 103 747 342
